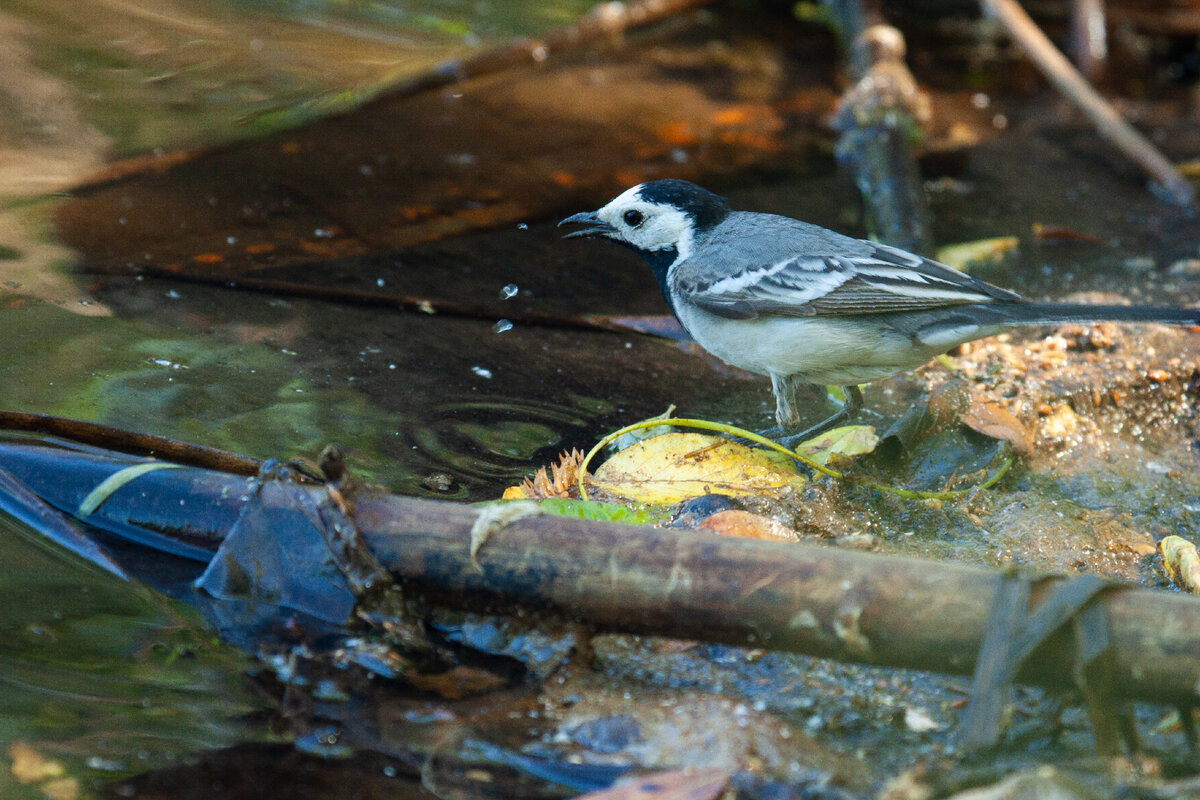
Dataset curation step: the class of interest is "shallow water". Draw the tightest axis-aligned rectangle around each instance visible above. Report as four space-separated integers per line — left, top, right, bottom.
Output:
2 2 1200 794
0 509 261 799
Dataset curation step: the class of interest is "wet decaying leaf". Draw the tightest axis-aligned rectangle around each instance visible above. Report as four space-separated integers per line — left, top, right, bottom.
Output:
963 399 1034 457
792 424 879 468
194 462 383 626
881 378 973 453
696 508 800 541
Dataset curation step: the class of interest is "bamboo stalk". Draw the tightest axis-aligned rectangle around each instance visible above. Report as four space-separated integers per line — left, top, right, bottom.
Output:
354 494 1200 707
2 432 1197 708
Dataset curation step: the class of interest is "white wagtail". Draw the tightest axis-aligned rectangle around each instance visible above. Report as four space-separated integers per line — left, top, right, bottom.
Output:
560 179 1200 442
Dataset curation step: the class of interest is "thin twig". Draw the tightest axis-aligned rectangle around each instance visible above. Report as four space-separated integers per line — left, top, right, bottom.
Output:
982 0 1193 205
0 411 263 475
78 263 639 334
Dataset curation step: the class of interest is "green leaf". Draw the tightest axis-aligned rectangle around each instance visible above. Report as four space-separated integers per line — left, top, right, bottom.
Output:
536 497 670 526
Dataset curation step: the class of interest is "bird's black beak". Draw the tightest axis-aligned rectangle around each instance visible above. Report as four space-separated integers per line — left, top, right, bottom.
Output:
558 211 616 239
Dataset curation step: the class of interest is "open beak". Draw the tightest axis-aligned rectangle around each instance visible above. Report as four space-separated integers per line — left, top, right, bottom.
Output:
558 211 617 239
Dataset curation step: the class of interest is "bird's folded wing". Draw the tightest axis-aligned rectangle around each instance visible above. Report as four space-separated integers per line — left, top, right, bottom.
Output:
681 242 1022 319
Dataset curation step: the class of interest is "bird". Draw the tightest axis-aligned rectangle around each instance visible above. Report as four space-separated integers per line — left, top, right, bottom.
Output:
559 178 1200 444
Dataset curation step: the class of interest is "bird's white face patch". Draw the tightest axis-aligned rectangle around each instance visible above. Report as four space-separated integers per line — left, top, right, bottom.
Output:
595 184 696 260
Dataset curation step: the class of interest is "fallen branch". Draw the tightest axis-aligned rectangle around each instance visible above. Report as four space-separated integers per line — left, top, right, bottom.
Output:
982 0 1194 205
354 494 1200 708
2 436 1198 710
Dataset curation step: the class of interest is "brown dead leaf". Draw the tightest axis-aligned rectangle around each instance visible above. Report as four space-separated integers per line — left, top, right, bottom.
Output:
1031 222 1103 244
407 665 509 700
698 509 799 541
508 449 585 500
964 400 1033 456
573 768 730 800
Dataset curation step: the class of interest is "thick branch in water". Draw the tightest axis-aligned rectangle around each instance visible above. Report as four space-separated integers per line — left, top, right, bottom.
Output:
354 494 1200 708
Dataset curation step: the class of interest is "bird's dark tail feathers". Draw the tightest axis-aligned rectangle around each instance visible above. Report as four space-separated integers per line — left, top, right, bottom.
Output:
987 302 1200 327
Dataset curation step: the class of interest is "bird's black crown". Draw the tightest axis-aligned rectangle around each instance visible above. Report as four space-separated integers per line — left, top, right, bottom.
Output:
636 179 731 232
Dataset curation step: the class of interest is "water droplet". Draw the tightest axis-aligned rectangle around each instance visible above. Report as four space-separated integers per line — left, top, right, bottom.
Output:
500 283 518 300
493 319 513 334
471 366 493 379
517 222 528 231
376 278 386 287
165 290 180 299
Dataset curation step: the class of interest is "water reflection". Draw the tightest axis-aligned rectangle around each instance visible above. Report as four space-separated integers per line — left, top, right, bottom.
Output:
0 510 262 797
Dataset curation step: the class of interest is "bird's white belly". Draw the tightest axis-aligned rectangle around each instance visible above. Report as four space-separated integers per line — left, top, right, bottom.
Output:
674 304 931 386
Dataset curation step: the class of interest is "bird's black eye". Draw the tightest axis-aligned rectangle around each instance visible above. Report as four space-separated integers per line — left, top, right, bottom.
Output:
623 209 645 227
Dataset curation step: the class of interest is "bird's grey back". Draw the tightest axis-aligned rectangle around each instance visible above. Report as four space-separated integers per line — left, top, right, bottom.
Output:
684 211 876 280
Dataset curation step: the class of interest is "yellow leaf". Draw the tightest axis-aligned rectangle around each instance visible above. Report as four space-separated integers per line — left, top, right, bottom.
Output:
1159 535 1200 594
936 236 1019 271
41 778 80 800
590 432 805 505
793 425 878 467
9 743 64 783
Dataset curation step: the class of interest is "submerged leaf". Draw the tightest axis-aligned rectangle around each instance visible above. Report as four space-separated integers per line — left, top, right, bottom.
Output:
697 509 799 541
964 401 1033 456
793 425 878 467
589 432 805 505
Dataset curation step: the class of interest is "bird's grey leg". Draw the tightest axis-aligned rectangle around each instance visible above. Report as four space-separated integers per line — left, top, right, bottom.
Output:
759 382 864 448
772 373 808 432
753 373 806 439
